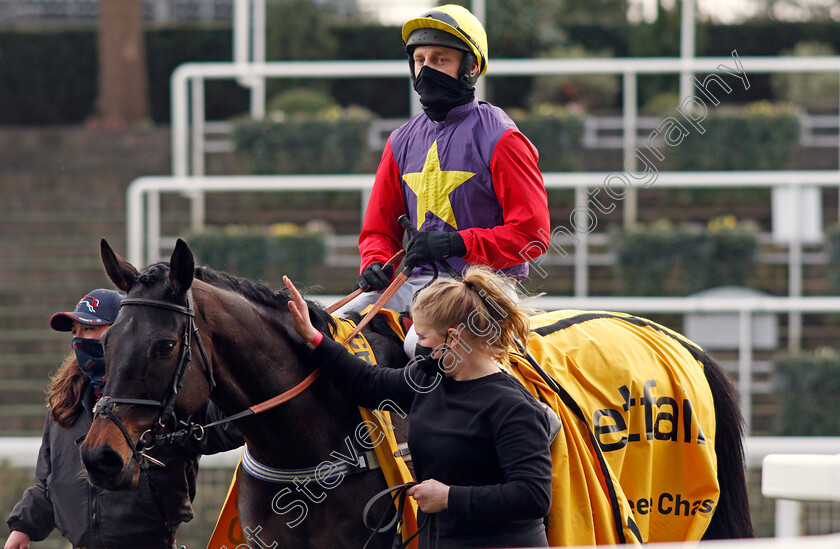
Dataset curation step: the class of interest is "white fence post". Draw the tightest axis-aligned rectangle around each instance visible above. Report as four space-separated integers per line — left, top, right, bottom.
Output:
776 499 803 537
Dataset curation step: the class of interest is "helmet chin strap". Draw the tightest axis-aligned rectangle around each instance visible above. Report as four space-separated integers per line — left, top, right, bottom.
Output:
458 52 479 85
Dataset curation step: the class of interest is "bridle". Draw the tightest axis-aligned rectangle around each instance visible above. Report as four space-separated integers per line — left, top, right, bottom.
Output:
91 288 323 470
92 290 217 469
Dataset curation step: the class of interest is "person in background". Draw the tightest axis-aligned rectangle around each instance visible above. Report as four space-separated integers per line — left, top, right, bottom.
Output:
5 289 243 549
337 4 550 321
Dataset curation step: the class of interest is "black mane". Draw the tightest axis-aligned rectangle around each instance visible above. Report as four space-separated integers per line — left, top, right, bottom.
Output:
138 262 336 332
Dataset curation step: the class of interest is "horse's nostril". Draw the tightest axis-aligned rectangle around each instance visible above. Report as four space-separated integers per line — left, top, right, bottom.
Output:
84 446 125 477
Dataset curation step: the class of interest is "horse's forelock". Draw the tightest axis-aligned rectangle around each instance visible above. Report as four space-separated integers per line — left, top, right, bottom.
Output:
133 262 178 298
137 262 169 284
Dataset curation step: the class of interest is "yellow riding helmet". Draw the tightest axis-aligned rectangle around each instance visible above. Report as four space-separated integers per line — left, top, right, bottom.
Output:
402 4 488 80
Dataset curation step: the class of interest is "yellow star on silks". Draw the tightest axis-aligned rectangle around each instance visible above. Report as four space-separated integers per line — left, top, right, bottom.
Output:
402 140 475 230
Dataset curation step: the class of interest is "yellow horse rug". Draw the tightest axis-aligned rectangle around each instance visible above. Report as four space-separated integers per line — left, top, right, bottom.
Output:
209 308 720 547
505 309 719 544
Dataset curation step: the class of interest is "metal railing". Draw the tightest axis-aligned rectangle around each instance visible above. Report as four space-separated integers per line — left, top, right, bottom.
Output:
126 170 840 315
126 171 840 432
168 55 840 230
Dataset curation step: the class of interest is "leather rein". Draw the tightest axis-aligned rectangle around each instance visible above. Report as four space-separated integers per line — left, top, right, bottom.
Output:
92 290 320 469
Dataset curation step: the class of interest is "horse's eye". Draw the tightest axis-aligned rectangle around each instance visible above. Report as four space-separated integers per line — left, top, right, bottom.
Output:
156 341 177 358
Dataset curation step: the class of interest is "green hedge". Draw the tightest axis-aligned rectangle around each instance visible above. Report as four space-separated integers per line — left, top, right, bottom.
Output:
5 20 840 124
0 28 98 124
662 102 801 171
773 348 840 436
0 25 247 125
188 223 326 284
612 217 759 296
510 105 585 172
231 104 585 175
231 106 377 174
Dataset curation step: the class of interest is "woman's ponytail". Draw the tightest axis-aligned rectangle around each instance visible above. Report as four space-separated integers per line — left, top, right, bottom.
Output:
411 266 530 362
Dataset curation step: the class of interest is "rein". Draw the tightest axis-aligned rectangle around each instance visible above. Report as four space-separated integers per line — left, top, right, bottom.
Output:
362 482 434 549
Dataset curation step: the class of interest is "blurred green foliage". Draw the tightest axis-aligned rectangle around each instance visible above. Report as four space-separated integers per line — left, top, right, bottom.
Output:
771 42 839 110
188 223 326 285
5 14 840 123
231 104 376 174
773 348 840 435
509 105 586 171
662 102 801 171
612 216 759 296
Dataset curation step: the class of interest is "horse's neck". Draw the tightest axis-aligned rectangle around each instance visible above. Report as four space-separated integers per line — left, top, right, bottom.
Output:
193 283 364 467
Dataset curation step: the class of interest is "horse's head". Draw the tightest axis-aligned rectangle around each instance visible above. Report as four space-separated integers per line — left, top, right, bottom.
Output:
81 238 214 490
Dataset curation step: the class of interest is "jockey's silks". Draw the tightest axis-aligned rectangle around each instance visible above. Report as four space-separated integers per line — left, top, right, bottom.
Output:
390 100 531 279
506 310 719 544
206 312 417 549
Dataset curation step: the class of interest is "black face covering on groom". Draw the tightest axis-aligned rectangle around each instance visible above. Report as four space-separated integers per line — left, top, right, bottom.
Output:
72 337 107 395
413 66 475 122
414 332 457 376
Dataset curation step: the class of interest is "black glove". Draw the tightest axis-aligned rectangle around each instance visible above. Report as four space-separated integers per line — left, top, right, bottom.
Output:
354 262 395 292
405 231 467 269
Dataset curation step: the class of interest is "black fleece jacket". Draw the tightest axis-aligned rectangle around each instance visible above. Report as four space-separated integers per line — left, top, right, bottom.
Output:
6 385 243 549
310 336 553 548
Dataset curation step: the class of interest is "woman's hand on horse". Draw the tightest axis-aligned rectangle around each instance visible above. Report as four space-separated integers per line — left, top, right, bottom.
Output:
4 530 31 549
283 276 320 343
407 479 450 513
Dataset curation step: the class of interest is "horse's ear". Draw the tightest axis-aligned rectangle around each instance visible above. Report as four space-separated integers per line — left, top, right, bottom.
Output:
101 239 139 292
169 238 195 295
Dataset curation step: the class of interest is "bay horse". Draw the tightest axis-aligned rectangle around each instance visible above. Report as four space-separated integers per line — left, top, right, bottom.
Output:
81 238 753 547
81 239 407 548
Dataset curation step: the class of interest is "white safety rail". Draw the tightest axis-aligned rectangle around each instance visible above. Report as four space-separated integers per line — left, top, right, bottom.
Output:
126 170 840 387
126 170 840 347
763 452 840 538
522 295 840 435
582 113 840 150
169 55 840 230
194 110 840 154
172 55 840 177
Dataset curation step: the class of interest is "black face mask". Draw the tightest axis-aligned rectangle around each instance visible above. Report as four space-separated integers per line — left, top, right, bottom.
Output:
72 337 107 395
413 66 475 122
414 343 445 377
414 333 455 377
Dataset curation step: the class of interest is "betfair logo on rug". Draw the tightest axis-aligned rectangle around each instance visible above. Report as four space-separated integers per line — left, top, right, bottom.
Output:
593 379 707 452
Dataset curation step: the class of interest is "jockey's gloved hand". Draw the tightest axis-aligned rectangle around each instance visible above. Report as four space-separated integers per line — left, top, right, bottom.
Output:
405 230 466 269
355 262 395 292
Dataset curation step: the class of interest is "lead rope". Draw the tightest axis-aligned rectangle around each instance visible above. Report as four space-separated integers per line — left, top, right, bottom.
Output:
362 482 436 549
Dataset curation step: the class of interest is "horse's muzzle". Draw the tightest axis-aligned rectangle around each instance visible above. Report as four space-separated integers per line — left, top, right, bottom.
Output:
80 437 138 490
